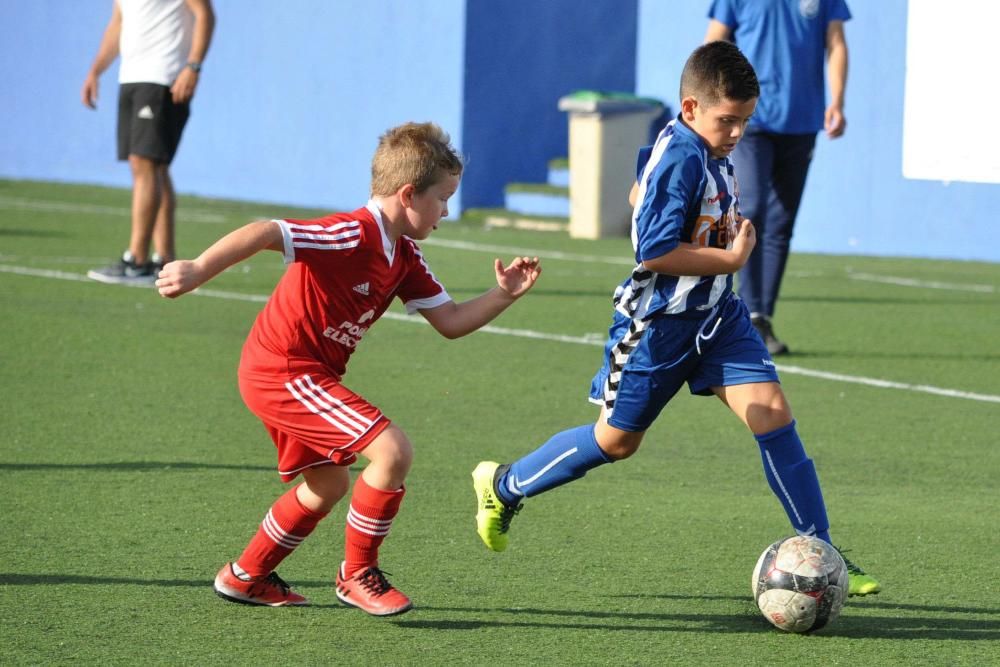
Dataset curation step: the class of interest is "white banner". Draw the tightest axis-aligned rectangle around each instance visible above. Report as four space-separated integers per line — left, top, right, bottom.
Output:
902 0 1000 184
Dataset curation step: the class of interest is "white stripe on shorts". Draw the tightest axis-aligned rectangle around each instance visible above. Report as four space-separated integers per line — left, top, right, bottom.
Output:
285 377 367 438
302 375 374 429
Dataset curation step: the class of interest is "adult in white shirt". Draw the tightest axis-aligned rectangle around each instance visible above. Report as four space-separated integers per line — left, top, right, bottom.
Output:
82 0 215 284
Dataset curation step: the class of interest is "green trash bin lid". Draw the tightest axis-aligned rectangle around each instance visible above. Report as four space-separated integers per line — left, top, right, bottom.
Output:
558 90 664 114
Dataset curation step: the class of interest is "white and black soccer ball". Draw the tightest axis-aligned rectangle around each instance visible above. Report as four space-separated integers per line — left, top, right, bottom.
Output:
752 535 848 633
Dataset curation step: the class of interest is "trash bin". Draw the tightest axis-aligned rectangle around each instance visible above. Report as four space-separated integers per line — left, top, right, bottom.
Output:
558 91 665 240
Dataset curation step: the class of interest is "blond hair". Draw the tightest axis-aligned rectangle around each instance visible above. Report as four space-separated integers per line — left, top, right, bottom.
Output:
370 122 464 196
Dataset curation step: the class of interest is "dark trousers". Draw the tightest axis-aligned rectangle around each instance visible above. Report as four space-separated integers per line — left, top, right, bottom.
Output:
732 129 816 318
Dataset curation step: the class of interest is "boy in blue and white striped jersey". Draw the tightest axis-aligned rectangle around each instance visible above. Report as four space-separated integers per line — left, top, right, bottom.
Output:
473 40 879 596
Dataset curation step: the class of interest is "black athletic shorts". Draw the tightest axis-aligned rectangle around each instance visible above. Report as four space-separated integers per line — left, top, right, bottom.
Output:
117 82 190 164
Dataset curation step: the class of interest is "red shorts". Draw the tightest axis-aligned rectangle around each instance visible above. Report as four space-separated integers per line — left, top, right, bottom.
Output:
239 369 390 482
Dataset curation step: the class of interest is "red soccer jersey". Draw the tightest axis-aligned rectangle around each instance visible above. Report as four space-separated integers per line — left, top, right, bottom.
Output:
239 202 451 380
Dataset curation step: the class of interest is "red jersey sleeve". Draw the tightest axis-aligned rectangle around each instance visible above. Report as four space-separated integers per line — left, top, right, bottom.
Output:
275 214 364 266
397 239 452 314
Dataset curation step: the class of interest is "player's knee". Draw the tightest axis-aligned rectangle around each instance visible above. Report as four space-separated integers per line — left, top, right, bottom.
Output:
385 426 414 470
595 420 644 460
747 400 793 435
598 435 642 461
368 425 414 475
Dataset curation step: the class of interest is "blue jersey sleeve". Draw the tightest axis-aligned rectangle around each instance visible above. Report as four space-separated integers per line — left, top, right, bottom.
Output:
634 145 704 262
707 0 738 27
635 145 653 181
828 0 852 22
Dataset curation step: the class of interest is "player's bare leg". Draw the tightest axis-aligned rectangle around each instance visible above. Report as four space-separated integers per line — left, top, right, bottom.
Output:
593 411 645 460
713 381 792 435
299 463 351 513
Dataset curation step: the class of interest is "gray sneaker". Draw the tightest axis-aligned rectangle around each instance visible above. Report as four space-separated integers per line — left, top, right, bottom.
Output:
151 253 166 276
751 315 790 356
87 251 156 285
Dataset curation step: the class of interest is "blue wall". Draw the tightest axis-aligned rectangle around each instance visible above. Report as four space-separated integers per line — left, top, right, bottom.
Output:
1 0 466 210
636 0 999 262
0 0 633 213
3 1 998 261
461 1 637 208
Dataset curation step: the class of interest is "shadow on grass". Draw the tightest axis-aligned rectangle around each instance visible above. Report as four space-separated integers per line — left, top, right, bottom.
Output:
0 573 210 587
2 575 996 640
393 605 999 640
612 592 999 616
0 461 274 472
0 228 71 238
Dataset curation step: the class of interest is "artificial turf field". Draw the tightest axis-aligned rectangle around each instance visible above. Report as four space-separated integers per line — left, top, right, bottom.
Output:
1 179 997 665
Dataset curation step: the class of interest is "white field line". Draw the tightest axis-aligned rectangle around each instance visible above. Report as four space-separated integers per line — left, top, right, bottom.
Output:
422 241 996 294
0 195 228 223
846 271 995 294
2 263 998 405
2 194 996 294
424 241 996 295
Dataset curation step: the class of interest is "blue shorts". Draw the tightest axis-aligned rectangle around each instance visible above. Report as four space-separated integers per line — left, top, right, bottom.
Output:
589 292 779 431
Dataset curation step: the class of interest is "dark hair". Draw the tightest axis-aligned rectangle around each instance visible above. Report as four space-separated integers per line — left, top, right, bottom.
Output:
679 40 759 106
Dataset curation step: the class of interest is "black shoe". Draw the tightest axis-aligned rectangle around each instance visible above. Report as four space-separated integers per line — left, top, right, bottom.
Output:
87 251 156 285
151 253 165 277
751 315 789 356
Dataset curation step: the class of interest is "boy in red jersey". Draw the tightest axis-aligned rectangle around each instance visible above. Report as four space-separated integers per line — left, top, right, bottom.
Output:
156 122 541 615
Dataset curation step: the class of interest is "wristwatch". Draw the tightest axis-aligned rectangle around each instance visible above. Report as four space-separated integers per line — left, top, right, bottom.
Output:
186 61 202 73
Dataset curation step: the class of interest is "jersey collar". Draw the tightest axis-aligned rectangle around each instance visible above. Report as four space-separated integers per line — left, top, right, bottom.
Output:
366 200 396 265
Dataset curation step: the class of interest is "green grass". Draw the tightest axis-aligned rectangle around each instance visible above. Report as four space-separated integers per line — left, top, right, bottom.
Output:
1 179 998 665
503 182 570 196
461 207 569 224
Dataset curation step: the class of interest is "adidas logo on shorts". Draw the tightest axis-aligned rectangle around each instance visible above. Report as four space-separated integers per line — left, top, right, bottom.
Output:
137 105 155 120
353 282 370 296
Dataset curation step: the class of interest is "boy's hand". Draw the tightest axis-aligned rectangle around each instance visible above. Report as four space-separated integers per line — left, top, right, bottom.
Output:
495 256 542 298
156 260 204 298
731 218 757 269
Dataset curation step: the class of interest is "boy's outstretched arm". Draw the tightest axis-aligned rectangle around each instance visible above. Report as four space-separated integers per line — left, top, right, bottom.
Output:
156 220 284 298
643 219 756 277
419 256 541 339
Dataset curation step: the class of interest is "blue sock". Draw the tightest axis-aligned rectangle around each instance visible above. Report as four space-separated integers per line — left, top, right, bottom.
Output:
496 424 611 505
755 421 832 544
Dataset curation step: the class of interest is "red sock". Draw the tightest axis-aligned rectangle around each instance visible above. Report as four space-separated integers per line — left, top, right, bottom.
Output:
235 484 327 579
343 476 405 576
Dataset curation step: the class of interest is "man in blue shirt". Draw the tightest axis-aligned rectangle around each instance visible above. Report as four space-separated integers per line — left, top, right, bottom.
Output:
706 0 851 354
472 40 880 598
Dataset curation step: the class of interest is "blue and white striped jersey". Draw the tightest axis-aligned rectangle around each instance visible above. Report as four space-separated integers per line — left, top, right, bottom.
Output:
614 117 741 319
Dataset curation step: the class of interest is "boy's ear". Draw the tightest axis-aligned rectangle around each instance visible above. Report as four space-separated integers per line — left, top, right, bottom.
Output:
398 183 416 208
681 96 698 121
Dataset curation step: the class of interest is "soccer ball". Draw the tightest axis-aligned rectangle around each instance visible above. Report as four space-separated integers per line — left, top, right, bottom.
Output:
752 535 848 633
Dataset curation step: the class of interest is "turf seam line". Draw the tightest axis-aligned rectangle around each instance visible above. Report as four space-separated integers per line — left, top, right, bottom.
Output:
2 263 997 405
0 195 227 223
